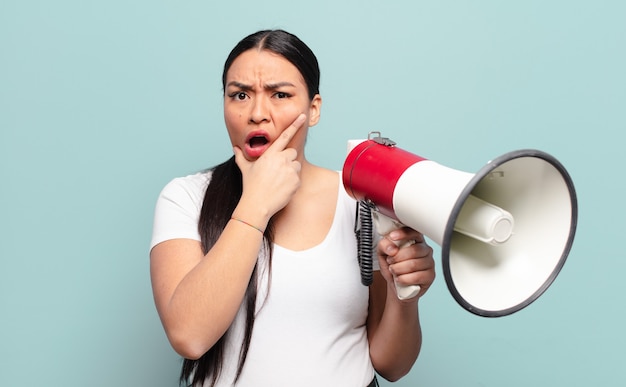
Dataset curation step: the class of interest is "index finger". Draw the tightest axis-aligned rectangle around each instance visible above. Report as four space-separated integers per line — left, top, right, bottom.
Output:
267 113 307 153
388 227 425 244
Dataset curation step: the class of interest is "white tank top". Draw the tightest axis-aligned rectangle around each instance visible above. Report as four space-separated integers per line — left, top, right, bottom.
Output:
151 171 375 386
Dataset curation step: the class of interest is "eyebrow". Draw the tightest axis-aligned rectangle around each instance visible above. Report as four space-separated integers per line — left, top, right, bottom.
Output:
226 81 296 90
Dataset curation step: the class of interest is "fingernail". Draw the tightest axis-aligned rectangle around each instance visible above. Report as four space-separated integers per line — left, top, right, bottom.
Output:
389 230 401 240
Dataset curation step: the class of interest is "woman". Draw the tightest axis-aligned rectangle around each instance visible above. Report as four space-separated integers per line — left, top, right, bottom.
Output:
150 29 435 387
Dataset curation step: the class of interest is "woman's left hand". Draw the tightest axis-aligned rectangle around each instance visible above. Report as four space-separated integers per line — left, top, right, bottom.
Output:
377 227 436 300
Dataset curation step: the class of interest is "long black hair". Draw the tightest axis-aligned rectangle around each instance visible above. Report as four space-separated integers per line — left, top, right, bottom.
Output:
180 29 320 387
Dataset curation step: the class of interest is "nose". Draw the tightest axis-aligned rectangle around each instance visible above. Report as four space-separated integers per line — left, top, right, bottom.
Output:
249 96 270 124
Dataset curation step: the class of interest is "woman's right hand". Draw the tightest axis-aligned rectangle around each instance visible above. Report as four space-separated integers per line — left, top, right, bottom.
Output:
233 113 306 221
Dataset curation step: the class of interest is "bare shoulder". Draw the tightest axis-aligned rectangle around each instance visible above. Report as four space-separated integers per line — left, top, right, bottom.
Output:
305 166 339 190
304 164 339 184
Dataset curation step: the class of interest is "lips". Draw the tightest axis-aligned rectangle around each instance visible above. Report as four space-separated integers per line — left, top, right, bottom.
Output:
244 131 270 158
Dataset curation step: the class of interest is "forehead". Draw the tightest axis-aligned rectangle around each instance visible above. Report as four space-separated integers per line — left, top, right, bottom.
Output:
226 49 305 85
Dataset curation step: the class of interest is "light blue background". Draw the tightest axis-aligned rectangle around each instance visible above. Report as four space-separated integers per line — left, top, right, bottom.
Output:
1 1 624 386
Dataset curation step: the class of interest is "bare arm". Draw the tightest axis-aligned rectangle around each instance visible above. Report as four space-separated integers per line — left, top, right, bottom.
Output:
366 228 435 381
150 114 306 359
150 219 264 360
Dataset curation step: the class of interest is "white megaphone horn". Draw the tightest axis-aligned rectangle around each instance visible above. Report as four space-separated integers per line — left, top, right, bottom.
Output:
343 132 577 317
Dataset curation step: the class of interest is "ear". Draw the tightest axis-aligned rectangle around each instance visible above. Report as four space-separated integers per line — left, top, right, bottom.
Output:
307 94 322 127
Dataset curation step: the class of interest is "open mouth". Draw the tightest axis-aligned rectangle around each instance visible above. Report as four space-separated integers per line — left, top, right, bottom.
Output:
244 132 271 158
248 135 269 148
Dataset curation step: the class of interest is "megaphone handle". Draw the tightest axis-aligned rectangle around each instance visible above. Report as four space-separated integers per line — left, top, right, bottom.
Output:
373 212 422 300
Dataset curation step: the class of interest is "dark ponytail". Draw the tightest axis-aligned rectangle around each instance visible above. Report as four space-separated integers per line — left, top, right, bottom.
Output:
180 157 274 386
180 29 320 386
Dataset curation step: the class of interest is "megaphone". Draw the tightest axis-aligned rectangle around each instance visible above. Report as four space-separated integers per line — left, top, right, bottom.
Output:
343 132 577 317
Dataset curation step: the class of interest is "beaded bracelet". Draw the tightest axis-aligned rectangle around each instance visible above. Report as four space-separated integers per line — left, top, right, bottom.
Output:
230 217 264 234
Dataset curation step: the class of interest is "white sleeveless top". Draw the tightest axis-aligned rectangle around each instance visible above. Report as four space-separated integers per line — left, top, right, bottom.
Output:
151 171 376 387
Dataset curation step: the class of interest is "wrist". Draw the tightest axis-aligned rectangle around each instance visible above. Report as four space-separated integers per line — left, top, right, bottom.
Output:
232 202 271 233
230 216 264 234
388 281 421 307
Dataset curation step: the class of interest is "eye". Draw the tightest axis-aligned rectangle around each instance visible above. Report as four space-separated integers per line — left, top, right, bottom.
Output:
228 91 248 101
273 91 290 99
